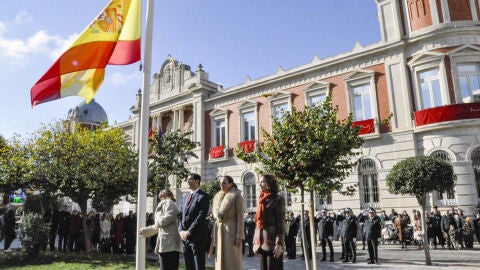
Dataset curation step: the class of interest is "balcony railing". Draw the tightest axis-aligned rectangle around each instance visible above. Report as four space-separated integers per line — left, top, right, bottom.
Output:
209 145 225 159
414 103 480 127
352 118 375 135
239 140 256 153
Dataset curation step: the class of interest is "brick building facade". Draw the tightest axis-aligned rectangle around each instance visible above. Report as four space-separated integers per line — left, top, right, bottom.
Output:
116 0 480 216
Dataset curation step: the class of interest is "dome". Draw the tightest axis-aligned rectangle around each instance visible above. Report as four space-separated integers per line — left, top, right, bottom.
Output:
68 99 108 126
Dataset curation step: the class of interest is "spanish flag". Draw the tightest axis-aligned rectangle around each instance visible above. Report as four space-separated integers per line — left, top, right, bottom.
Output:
30 0 141 107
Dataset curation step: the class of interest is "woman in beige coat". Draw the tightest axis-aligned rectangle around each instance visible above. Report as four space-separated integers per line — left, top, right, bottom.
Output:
209 175 245 270
139 189 183 270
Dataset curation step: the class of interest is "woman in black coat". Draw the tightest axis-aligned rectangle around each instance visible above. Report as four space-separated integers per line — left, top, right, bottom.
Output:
3 207 16 250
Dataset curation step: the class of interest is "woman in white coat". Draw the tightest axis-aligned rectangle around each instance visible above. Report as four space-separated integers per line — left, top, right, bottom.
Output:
139 189 183 270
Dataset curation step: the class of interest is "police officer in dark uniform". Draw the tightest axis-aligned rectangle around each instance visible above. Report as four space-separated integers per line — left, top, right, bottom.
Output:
365 207 382 264
334 209 346 260
429 206 445 248
285 212 299 259
318 209 334 262
341 208 357 263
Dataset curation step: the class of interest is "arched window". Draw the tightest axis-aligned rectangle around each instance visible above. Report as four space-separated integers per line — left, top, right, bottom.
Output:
318 191 332 210
430 150 456 206
359 158 380 209
243 172 257 212
471 148 480 199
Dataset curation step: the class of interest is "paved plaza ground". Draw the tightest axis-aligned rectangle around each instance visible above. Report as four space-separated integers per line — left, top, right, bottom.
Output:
3 237 480 269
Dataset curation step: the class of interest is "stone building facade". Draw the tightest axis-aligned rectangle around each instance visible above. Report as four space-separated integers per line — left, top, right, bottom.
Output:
116 0 480 216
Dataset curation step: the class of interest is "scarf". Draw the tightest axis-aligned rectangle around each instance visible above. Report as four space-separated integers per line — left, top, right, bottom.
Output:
255 191 272 229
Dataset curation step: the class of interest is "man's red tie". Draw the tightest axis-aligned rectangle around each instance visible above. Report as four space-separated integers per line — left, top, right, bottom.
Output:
186 193 193 207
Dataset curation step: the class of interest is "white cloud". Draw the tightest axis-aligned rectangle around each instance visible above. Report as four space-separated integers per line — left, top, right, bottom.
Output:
15 11 32 25
108 71 141 86
0 14 77 66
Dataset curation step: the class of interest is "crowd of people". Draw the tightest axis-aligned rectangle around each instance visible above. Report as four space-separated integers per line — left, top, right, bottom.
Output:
279 205 480 266
43 204 139 254
3 173 480 270
0 202 139 254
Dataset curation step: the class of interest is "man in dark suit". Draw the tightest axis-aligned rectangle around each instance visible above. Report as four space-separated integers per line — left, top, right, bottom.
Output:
44 203 60 251
179 173 210 270
341 208 357 263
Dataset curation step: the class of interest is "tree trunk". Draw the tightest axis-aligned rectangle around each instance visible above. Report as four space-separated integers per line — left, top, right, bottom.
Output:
416 195 432 265
79 197 92 252
309 191 317 270
300 186 311 270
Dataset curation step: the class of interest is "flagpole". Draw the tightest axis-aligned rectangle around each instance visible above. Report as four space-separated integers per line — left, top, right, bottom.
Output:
136 0 154 269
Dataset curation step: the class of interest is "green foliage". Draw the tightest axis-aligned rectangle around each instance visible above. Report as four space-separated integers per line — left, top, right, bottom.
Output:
256 95 363 194
234 144 258 163
200 178 221 204
148 129 200 193
386 155 456 199
19 212 49 257
0 136 31 194
26 121 138 214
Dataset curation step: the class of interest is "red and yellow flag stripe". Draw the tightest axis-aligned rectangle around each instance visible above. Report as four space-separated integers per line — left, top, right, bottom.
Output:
31 0 141 107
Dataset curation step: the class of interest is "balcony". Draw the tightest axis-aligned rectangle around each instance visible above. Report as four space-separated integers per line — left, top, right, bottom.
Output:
352 118 375 135
414 103 480 127
209 145 225 159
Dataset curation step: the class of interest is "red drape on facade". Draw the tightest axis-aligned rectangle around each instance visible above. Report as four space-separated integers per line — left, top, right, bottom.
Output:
414 103 480 127
352 118 375 135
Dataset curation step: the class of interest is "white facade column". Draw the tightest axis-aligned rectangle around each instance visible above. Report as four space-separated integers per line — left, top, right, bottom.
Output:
192 91 205 176
179 106 185 132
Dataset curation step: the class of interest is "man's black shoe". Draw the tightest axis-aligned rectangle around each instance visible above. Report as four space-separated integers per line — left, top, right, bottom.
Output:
342 259 349 263
321 258 326 262
330 258 334 262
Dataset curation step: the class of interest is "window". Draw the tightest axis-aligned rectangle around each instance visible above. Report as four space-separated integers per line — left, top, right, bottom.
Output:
273 102 289 119
471 148 480 199
242 112 256 141
359 158 380 209
209 108 228 156
243 172 257 211
269 92 292 130
449 45 480 103
215 119 225 147
318 192 332 210
419 68 443 109
238 101 258 142
303 81 330 107
352 83 373 121
430 150 456 203
310 94 326 107
408 51 449 110
457 63 480 102
345 70 378 124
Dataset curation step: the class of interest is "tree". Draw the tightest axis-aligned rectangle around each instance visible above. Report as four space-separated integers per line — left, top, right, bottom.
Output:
0 136 31 202
251 95 363 270
26 121 138 252
386 155 456 265
148 129 200 194
200 177 221 205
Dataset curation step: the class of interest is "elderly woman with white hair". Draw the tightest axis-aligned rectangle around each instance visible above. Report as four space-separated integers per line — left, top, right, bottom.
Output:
139 189 182 270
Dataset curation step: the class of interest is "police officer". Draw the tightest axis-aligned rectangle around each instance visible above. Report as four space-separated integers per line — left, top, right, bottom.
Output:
285 212 299 259
318 209 334 262
365 207 382 264
341 208 357 263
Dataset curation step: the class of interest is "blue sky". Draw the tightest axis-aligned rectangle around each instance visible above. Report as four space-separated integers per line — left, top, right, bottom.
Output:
0 0 380 140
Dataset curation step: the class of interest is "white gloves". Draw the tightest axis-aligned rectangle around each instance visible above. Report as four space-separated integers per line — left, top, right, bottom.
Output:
328 236 333 242
353 237 356 242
